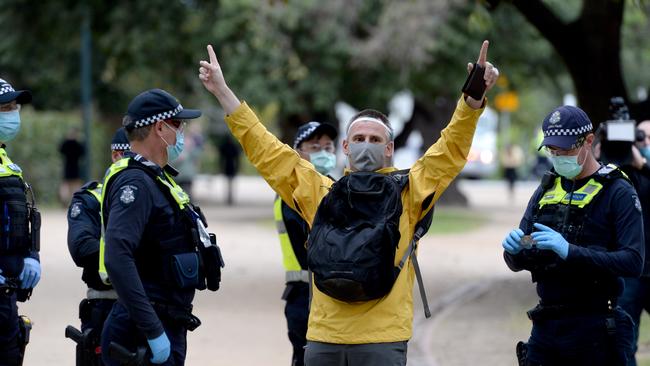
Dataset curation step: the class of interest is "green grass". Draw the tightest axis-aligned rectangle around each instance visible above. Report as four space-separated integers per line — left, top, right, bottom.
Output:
427 207 488 234
637 312 650 364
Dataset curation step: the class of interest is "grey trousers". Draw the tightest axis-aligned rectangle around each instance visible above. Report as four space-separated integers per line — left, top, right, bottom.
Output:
304 340 408 366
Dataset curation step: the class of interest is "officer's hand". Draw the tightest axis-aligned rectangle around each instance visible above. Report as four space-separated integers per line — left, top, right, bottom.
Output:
147 332 171 364
631 145 646 170
0 269 5 286
531 223 569 260
19 258 41 289
465 40 499 109
502 228 525 255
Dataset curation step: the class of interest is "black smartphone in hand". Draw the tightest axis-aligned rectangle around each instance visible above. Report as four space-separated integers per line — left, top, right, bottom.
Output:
462 63 486 100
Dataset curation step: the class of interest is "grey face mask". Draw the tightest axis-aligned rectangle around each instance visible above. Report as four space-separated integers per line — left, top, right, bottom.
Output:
348 142 386 172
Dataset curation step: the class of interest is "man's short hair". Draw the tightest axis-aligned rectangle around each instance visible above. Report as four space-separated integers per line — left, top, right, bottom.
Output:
347 109 394 140
123 115 154 142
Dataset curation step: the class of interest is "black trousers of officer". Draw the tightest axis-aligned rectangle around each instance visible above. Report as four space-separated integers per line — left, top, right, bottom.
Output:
283 282 309 366
525 307 634 366
101 302 187 366
0 292 21 365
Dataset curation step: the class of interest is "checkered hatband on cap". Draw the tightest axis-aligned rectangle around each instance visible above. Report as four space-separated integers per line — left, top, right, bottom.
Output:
111 143 130 151
132 104 184 128
0 85 15 96
293 124 319 148
543 123 593 138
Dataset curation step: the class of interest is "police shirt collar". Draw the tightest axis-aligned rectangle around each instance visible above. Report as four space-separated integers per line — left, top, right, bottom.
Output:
124 151 163 175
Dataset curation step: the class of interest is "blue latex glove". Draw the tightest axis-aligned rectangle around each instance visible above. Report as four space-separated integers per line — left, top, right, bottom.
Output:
502 228 525 255
0 269 5 286
19 258 41 289
147 332 171 364
531 223 570 260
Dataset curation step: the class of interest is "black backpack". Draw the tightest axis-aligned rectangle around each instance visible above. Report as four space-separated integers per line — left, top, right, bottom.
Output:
307 170 433 317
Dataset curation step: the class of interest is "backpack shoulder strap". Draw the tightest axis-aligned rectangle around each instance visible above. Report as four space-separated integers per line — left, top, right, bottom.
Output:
391 167 434 318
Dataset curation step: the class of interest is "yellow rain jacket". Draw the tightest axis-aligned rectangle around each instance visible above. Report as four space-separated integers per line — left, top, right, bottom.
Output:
225 96 484 344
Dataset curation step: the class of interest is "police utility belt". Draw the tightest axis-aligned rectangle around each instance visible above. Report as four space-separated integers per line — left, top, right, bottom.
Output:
527 300 616 322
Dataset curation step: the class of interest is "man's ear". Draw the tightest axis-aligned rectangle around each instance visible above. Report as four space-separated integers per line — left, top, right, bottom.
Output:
342 139 350 156
385 141 394 157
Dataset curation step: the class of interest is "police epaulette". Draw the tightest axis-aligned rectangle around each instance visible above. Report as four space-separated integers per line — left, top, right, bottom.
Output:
595 164 629 182
80 180 100 191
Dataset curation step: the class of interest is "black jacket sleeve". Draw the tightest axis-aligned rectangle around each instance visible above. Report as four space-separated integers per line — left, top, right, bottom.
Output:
104 170 164 339
566 179 645 277
67 192 101 267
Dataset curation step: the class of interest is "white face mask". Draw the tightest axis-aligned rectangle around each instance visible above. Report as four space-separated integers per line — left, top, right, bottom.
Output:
348 142 386 172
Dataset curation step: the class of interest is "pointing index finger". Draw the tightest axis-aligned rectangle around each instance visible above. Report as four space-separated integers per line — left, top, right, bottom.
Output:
477 40 489 66
207 44 218 65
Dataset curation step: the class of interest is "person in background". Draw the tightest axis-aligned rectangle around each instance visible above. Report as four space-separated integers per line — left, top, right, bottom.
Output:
59 127 86 205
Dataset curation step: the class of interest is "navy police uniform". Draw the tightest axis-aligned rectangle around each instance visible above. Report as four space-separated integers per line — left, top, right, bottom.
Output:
66 128 130 365
99 89 222 366
0 79 40 366
504 106 644 366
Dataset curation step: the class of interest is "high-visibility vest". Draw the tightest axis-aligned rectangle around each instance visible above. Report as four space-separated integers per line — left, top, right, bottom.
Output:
0 148 23 178
273 196 309 283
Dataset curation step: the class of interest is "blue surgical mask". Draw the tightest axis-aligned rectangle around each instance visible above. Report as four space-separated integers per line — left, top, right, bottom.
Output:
0 110 21 142
161 123 184 162
641 146 650 161
309 150 336 175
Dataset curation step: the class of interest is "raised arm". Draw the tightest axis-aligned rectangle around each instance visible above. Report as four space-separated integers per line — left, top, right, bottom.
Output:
198 45 331 222
409 40 499 216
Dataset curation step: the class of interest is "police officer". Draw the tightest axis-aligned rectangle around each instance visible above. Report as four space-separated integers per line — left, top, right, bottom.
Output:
502 105 643 365
66 128 130 365
276 121 337 366
0 78 41 365
100 89 223 365
618 119 650 365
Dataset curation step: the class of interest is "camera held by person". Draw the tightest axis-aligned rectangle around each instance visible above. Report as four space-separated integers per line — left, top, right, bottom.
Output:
597 96 638 167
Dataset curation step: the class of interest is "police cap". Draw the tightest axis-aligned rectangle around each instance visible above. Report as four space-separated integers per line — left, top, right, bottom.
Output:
124 89 201 131
0 78 32 105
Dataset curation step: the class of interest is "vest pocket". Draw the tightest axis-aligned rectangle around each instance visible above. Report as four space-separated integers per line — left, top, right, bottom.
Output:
171 252 200 289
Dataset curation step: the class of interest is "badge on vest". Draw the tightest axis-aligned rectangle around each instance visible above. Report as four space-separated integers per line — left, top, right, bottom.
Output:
7 163 21 173
70 202 82 218
119 185 137 204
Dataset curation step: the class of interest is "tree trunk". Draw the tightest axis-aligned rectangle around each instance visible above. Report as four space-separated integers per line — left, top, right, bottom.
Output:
511 0 628 126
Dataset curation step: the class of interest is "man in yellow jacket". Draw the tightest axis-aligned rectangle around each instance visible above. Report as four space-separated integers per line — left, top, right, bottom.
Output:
198 41 498 365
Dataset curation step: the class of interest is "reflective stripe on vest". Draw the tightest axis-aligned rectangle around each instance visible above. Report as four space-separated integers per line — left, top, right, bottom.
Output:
0 148 23 178
538 177 603 209
98 158 190 285
273 196 304 277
